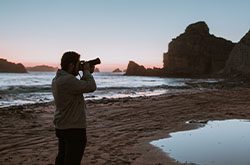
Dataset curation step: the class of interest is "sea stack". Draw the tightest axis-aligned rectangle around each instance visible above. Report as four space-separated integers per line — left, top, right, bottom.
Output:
113 68 122 72
125 61 146 76
125 61 164 76
163 21 235 77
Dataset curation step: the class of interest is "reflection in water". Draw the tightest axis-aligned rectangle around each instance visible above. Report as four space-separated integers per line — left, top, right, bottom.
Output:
151 119 250 165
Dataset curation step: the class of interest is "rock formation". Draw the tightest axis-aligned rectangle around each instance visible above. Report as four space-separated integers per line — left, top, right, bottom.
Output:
26 65 58 72
125 61 146 76
0 58 27 73
113 68 122 72
125 61 164 76
223 30 250 77
163 21 235 77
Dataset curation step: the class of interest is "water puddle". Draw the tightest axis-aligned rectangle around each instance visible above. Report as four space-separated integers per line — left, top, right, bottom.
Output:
151 119 250 165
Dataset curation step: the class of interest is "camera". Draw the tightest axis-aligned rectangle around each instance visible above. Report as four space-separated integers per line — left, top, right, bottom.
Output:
79 58 101 71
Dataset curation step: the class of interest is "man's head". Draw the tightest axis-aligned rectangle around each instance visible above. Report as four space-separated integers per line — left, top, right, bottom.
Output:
61 51 80 76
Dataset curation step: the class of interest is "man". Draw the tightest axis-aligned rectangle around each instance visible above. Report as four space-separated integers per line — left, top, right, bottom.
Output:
52 51 96 165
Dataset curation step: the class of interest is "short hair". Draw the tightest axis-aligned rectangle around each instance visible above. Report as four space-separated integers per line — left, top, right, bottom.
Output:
61 51 80 70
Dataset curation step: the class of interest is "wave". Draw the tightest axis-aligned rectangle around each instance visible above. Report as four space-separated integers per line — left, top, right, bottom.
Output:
0 85 51 94
0 84 191 95
97 85 190 91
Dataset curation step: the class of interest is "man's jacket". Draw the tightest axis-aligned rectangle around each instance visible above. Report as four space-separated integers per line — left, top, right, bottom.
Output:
52 69 96 129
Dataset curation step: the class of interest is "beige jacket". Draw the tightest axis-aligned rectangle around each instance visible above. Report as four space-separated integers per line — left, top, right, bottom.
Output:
52 69 96 129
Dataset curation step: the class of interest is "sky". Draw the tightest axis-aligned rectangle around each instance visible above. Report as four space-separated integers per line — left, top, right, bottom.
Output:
0 0 250 71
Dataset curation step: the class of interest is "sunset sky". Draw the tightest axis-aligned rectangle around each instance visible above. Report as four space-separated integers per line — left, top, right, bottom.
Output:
1 0 250 71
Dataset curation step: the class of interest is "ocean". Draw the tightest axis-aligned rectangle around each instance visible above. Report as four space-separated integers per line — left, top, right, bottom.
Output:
0 72 217 108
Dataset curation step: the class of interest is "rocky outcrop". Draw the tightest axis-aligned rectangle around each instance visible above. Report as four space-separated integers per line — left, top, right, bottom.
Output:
125 61 164 76
223 30 250 77
26 65 58 72
163 21 235 77
113 68 122 72
125 61 146 76
0 58 27 73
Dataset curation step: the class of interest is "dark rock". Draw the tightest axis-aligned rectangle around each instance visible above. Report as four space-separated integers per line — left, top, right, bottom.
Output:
185 21 209 34
26 65 58 72
0 58 27 73
240 30 250 46
125 61 146 76
113 68 122 72
188 120 208 124
125 61 164 76
163 21 235 77
223 30 250 78
144 67 165 77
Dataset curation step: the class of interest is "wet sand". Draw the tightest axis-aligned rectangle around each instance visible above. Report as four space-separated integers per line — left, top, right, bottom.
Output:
1 87 250 165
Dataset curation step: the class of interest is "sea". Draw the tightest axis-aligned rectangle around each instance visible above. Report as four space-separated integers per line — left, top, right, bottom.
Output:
0 72 218 108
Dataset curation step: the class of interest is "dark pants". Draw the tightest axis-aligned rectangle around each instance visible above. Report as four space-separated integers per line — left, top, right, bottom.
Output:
55 128 87 165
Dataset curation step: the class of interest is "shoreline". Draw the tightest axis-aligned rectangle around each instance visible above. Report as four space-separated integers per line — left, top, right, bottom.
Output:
1 77 247 110
1 87 250 164
0 88 201 111
0 87 185 109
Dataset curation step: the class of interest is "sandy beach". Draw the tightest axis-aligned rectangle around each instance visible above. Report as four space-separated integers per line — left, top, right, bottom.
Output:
1 87 250 165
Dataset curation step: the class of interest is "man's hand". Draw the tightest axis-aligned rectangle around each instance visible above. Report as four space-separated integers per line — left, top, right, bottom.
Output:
83 63 90 71
90 65 95 73
83 63 95 73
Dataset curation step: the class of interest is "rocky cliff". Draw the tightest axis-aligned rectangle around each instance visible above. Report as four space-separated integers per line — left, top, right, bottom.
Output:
163 21 235 77
223 30 250 77
0 58 27 73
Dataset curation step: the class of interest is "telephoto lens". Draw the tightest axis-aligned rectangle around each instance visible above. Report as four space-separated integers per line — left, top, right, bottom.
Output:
79 58 101 70
86 58 101 66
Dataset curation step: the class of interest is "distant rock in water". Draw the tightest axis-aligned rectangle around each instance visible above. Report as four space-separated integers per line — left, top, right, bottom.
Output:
125 61 146 76
94 67 100 72
0 58 27 73
223 30 250 77
125 61 164 76
163 21 235 77
26 65 58 72
113 68 122 72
